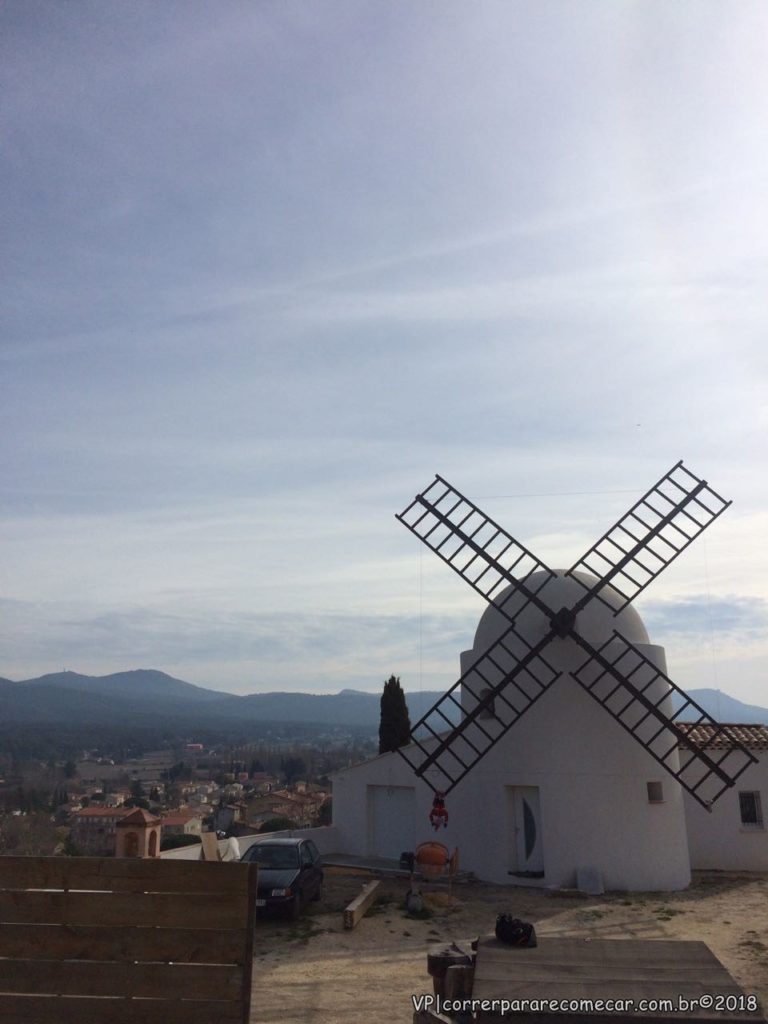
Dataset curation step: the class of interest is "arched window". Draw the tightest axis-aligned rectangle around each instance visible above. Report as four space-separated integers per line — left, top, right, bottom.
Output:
148 829 158 857
124 831 139 858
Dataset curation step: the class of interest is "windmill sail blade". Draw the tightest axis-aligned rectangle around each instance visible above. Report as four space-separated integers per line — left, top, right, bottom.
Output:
566 461 731 613
397 475 557 622
570 631 757 810
397 625 561 794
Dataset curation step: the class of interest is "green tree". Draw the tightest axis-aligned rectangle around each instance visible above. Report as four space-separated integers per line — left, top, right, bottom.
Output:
49 787 69 812
123 796 150 810
61 835 81 857
281 757 306 786
316 798 332 826
167 761 188 783
165 783 182 808
260 816 296 833
378 675 411 754
0 812 59 856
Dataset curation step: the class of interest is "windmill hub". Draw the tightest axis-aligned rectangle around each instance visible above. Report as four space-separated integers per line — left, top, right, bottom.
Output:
549 605 576 638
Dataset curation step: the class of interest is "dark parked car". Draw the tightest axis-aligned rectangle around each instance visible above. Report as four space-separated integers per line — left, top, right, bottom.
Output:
241 837 323 918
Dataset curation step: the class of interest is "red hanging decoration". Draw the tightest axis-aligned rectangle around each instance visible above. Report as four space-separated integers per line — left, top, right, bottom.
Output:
429 791 449 830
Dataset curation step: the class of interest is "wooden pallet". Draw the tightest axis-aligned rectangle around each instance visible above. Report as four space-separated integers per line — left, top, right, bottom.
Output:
470 935 765 1023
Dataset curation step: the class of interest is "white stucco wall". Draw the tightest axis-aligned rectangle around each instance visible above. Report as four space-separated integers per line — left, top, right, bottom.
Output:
160 825 340 860
684 754 768 871
332 753 433 860
334 664 692 891
453 651 691 891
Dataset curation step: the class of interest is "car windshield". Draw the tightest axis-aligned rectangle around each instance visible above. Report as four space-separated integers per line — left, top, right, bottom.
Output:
248 845 300 869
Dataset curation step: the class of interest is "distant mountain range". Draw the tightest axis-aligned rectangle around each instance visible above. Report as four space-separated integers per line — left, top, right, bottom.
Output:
0 669 765 733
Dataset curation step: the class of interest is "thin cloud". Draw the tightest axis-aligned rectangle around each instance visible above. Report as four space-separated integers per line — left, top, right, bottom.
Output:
641 595 768 640
0 598 473 694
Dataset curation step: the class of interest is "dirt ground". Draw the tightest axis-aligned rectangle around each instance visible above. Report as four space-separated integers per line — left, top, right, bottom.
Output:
250 868 768 1023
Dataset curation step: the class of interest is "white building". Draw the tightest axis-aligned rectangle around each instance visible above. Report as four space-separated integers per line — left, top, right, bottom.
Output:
681 724 768 872
333 573 765 891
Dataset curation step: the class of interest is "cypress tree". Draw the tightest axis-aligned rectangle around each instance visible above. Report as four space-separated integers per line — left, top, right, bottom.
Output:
378 675 411 754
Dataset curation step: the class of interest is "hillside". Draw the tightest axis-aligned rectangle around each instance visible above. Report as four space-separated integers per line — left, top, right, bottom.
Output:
671 688 768 724
21 669 234 704
0 669 764 732
0 678 160 727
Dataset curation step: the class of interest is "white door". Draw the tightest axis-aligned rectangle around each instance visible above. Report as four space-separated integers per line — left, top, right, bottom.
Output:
367 785 417 860
508 786 544 876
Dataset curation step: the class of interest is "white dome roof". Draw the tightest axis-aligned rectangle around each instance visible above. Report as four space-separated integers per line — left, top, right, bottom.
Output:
472 569 649 654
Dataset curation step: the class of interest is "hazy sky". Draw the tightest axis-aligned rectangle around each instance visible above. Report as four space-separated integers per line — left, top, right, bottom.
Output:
2 2 767 703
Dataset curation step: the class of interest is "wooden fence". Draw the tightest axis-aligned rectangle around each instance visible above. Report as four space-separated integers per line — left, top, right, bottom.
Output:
0 855 257 1023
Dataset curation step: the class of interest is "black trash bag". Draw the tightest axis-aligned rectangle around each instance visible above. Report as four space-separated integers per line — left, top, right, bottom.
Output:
495 913 537 947
405 888 424 913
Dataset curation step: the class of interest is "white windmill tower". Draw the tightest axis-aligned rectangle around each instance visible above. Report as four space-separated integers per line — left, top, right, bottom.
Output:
394 462 756 890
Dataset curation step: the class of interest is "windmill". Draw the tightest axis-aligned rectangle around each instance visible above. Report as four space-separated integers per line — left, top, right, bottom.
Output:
395 461 757 812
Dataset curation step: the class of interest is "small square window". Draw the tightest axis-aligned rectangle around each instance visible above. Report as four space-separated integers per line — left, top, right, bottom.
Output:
739 791 763 829
647 781 664 804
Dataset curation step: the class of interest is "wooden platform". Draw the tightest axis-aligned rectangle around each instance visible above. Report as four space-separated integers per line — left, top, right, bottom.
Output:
470 936 765 1022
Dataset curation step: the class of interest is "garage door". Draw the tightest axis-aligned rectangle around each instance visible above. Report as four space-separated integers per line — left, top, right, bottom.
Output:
367 785 417 860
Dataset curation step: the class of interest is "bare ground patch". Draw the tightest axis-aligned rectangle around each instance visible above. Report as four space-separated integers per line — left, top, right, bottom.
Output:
250 870 768 1023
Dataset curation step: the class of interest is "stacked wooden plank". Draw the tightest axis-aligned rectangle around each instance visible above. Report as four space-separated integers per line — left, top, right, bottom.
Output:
343 879 381 929
0 855 258 1024
471 936 765 1023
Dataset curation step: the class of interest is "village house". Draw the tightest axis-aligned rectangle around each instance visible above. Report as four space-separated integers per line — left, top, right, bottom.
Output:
160 811 203 839
102 790 130 807
220 782 245 802
183 782 219 806
250 772 278 794
681 723 768 872
260 789 324 828
70 806 133 856
213 802 246 835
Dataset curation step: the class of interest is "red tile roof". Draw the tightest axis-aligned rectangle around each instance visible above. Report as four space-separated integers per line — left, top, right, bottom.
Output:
116 807 162 827
678 723 768 750
161 813 201 826
72 807 133 819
